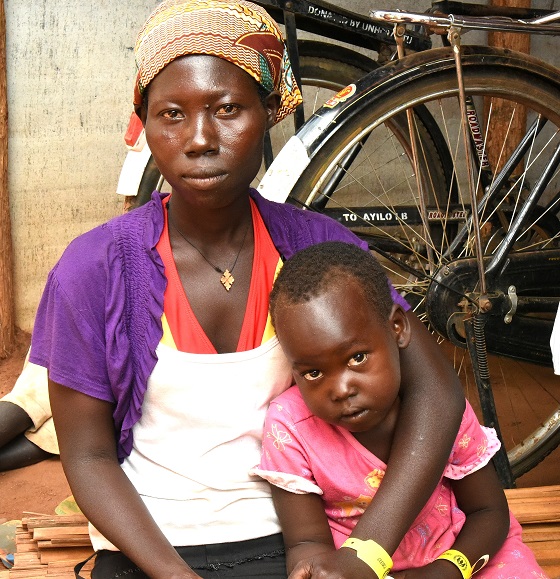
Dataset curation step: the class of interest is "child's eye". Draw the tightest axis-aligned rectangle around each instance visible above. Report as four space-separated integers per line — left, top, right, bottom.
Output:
302 369 323 381
349 353 368 367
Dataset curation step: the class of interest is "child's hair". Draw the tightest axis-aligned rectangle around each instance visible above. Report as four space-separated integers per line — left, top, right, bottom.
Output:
270 241 395 326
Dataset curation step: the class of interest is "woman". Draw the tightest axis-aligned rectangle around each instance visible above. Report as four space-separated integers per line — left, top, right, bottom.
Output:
30 1 464 577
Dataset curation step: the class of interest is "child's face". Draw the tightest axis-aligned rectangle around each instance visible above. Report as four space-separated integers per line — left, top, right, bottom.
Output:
142 54 278 207
274 278 410 434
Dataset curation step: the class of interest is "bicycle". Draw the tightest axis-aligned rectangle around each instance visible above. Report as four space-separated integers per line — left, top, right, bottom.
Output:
258 4 560 487
117 1 560 487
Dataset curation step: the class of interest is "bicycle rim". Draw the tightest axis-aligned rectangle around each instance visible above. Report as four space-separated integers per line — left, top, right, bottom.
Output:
290 46 560 480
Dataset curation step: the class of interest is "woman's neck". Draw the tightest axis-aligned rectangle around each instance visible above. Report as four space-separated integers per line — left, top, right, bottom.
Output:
167 190 253 246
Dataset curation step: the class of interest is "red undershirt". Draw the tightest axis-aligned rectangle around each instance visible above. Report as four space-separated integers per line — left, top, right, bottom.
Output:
156 196 281 354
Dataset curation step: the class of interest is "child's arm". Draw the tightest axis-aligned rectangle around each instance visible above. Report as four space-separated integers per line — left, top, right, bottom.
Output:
272 485 378 578
270 485 335 573
441 462 510 574
392 462 510 578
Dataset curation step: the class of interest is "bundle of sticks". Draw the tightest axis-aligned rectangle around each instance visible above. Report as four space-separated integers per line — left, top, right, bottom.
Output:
505 484 560 578
3 513 93 578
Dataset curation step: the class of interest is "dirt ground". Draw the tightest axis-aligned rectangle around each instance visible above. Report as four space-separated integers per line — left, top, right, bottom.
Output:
0 331 71 524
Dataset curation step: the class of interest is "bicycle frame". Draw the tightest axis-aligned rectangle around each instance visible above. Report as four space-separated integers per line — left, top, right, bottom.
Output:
351 9 560 305
256 0 431 53
372 9 560 487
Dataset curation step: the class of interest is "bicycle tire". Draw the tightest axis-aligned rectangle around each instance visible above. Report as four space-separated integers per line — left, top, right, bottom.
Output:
289 45 560 480
130 40 451 209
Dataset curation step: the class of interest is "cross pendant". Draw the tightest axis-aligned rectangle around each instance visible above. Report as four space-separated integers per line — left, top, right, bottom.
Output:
220 269 235 291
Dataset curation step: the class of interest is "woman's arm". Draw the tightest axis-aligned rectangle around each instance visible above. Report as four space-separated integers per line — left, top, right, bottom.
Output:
49 380 200 579
348 313 465 553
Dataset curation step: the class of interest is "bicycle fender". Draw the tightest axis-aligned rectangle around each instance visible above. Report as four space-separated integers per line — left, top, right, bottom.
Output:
257 135 310 202
294 45 560 160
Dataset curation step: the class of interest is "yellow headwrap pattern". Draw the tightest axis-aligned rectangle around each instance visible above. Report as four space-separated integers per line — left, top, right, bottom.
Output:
134 0 303 123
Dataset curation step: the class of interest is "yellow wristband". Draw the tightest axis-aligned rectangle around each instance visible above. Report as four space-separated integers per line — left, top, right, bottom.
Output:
341 538 393 578
437 549 472 579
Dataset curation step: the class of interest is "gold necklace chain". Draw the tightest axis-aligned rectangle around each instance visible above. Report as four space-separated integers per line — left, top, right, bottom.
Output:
167 202 250 291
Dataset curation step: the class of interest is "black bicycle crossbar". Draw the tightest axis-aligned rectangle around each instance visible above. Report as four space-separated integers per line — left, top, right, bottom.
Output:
255 0 432 52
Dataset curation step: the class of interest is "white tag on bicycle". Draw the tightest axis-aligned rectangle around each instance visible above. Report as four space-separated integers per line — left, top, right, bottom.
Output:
257 136 310 203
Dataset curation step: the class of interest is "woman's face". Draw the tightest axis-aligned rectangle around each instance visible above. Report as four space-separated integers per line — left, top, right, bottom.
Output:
142 54 279 208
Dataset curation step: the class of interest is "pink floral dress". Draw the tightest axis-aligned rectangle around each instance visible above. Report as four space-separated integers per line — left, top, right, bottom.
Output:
251 388 547 577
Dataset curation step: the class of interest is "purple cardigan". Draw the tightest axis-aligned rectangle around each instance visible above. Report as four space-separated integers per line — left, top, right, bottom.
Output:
30 190 409 461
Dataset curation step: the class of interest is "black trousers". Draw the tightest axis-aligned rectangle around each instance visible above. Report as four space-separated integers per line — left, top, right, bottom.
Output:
76 533 287 579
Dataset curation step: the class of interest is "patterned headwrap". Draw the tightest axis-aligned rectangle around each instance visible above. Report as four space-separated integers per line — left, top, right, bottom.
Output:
133 0 303 123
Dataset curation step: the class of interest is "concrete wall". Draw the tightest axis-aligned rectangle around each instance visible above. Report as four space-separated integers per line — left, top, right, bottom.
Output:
5 1 560 331
6 1 160 331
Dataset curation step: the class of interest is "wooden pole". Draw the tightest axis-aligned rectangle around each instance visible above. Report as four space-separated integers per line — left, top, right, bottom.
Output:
485 0 531 173
0 0 15 358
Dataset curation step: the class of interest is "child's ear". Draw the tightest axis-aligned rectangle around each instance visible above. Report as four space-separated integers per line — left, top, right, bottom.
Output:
390 304 412 349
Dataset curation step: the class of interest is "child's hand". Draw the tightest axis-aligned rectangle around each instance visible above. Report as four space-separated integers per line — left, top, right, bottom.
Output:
288 549 377 578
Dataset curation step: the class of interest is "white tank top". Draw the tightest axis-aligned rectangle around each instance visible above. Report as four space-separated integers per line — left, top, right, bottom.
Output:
90 337 293 550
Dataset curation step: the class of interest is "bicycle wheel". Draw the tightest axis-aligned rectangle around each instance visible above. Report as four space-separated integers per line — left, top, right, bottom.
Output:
289 45 560 480
128 41 381 208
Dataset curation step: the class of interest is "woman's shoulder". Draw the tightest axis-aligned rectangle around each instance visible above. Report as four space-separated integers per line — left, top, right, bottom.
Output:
56 193 166 277
250 188 367 257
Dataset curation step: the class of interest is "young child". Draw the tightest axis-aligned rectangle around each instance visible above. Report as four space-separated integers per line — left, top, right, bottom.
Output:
251 241 546 578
